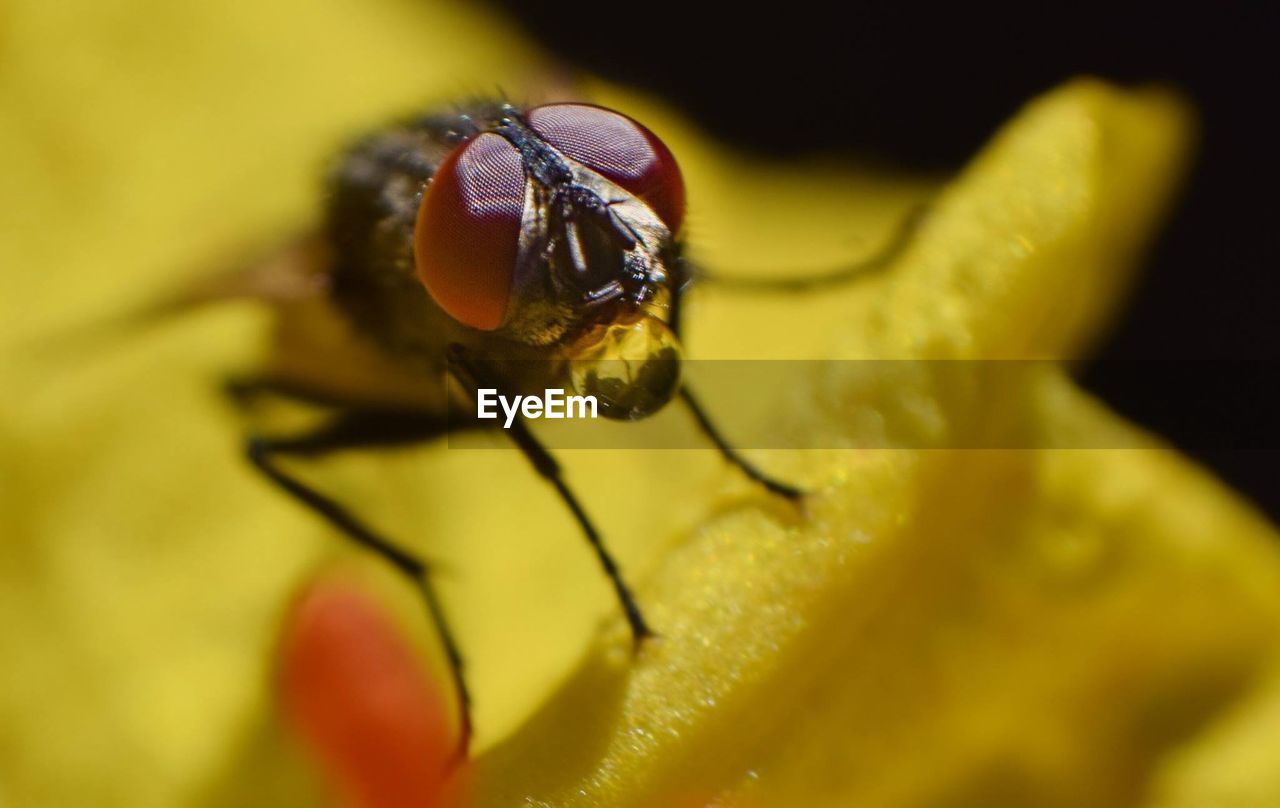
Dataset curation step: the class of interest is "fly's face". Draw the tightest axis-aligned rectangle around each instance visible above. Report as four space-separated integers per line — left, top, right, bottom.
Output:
413 102 687 419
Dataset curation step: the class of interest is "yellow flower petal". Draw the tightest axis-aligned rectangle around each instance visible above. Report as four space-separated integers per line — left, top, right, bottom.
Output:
3 1 1279 807
465 81 1280 806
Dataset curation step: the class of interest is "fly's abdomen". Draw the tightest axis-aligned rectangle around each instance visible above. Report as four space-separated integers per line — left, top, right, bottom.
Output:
323 110 488 359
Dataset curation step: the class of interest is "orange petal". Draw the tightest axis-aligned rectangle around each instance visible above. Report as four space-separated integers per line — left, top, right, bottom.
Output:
279 578 461 808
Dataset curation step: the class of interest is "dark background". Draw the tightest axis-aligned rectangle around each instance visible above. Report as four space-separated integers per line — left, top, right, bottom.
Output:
495 1 1279 518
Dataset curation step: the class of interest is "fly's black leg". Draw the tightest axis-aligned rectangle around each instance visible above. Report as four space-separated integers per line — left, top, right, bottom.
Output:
695 202 928 291
244 410 473 761
680 387 805 501
504 412 654 646
666 261 805 501
448 348 653 647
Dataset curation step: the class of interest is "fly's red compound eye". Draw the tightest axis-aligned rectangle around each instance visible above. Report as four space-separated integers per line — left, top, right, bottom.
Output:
527 103 685 231
414 132 526 331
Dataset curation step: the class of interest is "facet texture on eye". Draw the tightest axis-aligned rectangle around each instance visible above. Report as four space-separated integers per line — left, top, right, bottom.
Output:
527 103 685 231
414 132 526 330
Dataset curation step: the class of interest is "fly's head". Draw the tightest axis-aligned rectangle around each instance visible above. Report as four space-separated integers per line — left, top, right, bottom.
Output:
414 102 686 420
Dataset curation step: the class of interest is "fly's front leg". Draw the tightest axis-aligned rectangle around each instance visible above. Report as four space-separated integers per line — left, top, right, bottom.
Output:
679 388 805 501
447 346 653 646
665 263 806 502
243 410 473 759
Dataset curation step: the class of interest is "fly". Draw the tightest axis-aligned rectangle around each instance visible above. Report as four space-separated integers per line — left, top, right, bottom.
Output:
211 97 922 758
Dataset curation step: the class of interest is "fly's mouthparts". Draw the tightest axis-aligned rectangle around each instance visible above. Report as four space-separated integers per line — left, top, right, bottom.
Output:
583 280 624 305
565 313 683 421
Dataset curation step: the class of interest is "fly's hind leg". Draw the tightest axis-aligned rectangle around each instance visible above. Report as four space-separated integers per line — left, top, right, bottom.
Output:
242 407 474 761
693 202 928 291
